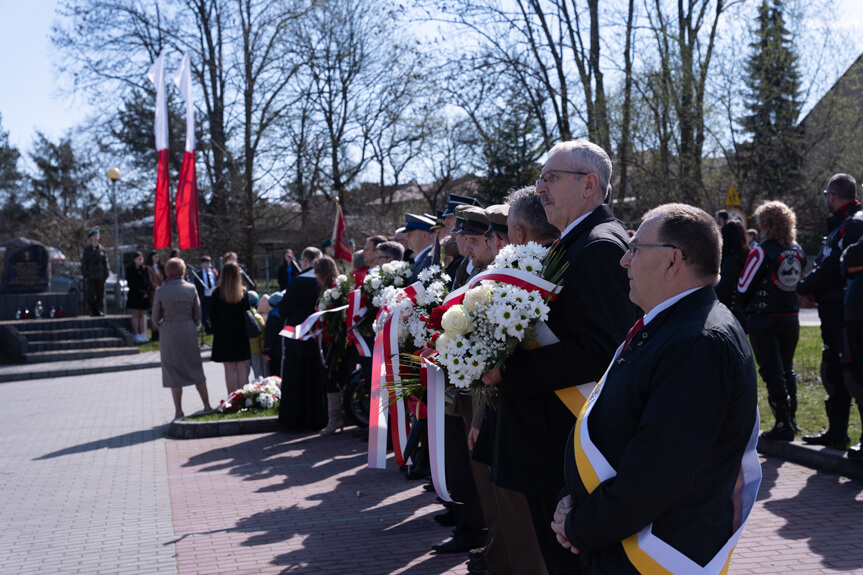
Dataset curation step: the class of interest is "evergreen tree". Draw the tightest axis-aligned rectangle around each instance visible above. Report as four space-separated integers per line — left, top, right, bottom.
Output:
477 90 544 205
739 0 803 204
0 113 22 196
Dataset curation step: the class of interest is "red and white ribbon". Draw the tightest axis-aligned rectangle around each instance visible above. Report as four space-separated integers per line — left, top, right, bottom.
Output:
368 305 410 468
280 304 348 340
346 289 372 357
443 268 562 309
421 353 454 502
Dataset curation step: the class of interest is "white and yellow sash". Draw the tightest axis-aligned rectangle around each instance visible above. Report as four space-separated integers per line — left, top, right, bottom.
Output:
573 343 762 574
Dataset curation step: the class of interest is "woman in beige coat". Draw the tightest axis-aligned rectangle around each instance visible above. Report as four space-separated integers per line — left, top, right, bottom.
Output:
152 257 212 419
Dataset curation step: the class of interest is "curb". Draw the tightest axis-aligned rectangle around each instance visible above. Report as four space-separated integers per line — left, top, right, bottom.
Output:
168 415 280 439
757 438 863 481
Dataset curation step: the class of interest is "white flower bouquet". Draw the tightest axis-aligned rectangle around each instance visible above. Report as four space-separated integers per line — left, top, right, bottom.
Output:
363 261 414 308
434 241 563 389
217 376 282 413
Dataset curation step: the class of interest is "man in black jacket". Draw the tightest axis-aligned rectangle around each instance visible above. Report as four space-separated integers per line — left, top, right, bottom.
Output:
551 204 759 574
483 140 634 575
798 173 863 449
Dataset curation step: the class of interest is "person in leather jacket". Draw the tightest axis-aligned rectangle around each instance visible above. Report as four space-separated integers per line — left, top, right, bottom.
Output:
738 201 806 440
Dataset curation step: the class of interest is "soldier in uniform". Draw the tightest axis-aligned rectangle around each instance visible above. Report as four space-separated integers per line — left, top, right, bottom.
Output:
82 229 109 316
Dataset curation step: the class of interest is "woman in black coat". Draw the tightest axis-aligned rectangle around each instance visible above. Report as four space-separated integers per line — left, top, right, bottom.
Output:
210 262 251 397
125 251 151 343
714 220 749 331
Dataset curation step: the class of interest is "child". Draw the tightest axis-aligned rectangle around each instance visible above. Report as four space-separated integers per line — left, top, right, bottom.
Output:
247 291 267 381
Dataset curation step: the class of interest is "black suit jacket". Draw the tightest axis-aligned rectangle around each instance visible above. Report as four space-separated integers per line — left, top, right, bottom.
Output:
278 271 320 356
490 204 635 496
409 246 434 284
563 287 757 572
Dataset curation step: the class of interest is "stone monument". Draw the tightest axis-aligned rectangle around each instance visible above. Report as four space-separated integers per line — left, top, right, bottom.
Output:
1 238 50 294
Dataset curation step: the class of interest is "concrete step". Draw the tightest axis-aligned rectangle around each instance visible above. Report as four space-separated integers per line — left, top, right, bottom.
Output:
28 337 127 352
24 347 141 364
18 328 116 341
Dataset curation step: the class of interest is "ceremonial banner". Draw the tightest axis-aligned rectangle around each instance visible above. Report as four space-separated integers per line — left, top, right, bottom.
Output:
147 51 171 249
173 53 200 250
332 201 353 263
346 289 371 357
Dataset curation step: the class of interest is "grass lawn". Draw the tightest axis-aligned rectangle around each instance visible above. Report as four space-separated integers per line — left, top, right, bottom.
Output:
762 326 861 443
136 330 212 353
184 406 278 421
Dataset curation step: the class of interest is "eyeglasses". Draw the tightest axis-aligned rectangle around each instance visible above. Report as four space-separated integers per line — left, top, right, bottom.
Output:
374 254 393 262
536 170 589 187
823 189 838 196
628 243 686 259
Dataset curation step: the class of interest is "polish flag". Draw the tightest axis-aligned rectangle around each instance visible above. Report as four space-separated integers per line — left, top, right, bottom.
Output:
332 201 352 262
173 53 200 249
147 51 171 249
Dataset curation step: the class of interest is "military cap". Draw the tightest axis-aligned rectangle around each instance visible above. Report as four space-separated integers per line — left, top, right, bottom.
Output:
484 204 509 236
88 229 100 237
321 239 333 248
442 194 483 217
456 206 490 236
404 213 436 232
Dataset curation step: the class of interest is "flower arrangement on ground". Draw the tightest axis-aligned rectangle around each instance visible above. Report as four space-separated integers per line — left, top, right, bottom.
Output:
434 241 564 389
217 376 282 413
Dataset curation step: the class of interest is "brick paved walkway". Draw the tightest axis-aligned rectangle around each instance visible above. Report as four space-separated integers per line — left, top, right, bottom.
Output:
1 363 862 574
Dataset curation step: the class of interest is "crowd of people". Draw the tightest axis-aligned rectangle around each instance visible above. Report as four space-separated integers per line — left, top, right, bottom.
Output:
113 138 863 574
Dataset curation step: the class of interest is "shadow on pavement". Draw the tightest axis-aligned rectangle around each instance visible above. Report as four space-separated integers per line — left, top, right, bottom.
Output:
756 456 782 501
174 430 467 574
763 470 863 571
33 424 168 460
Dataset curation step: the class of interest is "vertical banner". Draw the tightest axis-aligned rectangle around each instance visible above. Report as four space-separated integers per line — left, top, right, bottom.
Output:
332 201 353 263
147 51 171 249
173 53 200 250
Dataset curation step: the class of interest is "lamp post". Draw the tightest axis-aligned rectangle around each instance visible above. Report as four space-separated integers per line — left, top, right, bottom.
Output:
106 167 121 276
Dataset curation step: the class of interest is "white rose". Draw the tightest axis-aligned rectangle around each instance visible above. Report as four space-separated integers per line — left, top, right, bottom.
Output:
435 332 452 352
463 287 490 313
394 277 404 286
441 305 473 335
381 262 394 275
371 278 382 289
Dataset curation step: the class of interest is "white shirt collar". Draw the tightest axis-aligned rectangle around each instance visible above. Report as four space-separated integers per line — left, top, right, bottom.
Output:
559 206 600 240
643 287 703 325
299 268 315 278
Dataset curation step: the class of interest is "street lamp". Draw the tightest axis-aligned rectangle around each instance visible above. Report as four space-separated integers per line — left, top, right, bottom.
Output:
106 167 121 276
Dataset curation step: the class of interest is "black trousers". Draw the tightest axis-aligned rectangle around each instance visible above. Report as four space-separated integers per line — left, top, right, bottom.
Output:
748 314 799 406
201 296 212 334
84 278 105 315
444 414 486 541
842 320 863 403
817 301 852 405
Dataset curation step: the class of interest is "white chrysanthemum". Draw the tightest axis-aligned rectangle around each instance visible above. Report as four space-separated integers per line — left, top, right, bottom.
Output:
394 276 404 287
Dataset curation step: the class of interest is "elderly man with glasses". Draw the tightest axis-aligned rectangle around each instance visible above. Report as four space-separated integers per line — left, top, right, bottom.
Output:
482 140 635 575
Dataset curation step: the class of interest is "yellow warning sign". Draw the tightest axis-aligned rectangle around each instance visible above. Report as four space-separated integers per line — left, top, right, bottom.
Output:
725 183 741 207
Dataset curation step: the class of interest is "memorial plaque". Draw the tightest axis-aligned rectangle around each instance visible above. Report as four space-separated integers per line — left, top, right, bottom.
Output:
1 238 50 294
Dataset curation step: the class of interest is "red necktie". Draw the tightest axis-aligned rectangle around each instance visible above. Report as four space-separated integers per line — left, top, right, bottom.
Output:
624 317 645 349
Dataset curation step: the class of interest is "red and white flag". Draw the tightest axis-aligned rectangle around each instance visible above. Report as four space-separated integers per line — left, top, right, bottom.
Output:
332 201 353 262
147 51 171 249
173 53 200 249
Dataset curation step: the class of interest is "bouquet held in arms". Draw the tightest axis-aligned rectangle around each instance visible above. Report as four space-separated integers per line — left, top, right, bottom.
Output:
356 260 414 337
318 273 353 373
434 241 565 390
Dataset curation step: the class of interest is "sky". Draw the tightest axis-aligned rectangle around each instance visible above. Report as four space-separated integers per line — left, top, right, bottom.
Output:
2 0 863 152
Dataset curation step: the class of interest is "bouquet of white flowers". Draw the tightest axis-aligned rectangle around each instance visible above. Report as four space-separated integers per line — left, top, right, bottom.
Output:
217 376 282 413
318 274 354 373
434 241 563 389
375 265 451 351
363 261 413 308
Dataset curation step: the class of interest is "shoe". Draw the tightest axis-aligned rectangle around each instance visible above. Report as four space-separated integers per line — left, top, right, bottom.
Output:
467 547 487 560
97 311 105 316
433 509 455 527
202 406 214 414
760 422 794 441
173 412 184 421
467 557 487 574
423 482 436 492
432 535 485 554
803 430 851 450
405 466 431 480
849 443 863 460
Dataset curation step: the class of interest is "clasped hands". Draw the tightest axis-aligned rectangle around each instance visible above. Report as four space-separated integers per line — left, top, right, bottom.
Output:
551 495 580 554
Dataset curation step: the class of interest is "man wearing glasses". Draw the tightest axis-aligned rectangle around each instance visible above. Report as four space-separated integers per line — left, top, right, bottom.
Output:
483 140 634 575
797 173 863 449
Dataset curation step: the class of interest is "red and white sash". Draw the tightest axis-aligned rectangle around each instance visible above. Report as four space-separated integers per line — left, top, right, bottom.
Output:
573 343 762 574
346 289 372 357
279 305 348 340
442 268 562 309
